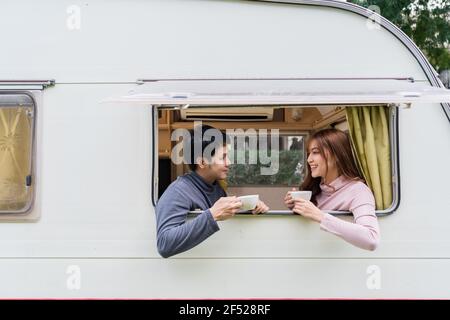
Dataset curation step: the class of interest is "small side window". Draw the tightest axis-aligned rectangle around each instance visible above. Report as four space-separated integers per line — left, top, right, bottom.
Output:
227 132 307 187
0 94 35 213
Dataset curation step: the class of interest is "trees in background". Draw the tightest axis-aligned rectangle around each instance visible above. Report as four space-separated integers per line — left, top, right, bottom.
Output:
349 0 449 76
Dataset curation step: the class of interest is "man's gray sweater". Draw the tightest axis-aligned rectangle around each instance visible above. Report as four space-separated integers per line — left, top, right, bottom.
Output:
156 171 226 258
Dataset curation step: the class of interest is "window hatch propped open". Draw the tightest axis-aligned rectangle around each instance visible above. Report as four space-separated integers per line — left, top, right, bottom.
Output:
104 78 450 107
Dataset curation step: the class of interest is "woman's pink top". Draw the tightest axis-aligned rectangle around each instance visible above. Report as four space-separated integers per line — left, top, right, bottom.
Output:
316 175 380 251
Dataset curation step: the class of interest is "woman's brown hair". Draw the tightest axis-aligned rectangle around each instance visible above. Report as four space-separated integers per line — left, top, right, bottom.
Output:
300 128 363 204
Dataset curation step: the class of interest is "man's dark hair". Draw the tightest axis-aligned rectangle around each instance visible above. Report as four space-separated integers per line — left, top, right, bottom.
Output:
187 124 228 172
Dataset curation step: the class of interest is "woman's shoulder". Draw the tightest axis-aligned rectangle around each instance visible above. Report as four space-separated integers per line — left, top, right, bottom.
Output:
345 179 375 207
347 179 371 191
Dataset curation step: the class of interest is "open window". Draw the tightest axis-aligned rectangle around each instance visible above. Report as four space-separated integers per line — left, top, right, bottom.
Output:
107 78 450 216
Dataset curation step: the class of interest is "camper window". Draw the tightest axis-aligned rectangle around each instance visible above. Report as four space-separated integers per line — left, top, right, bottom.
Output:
156 105 398 216
0 93 35 213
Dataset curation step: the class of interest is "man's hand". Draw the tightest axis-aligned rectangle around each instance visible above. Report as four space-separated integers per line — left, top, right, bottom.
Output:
252 200 270 215
210 196 243 221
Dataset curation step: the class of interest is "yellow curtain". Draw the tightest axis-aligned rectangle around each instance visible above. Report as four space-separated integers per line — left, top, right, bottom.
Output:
0 107 32 211
346 106 392 210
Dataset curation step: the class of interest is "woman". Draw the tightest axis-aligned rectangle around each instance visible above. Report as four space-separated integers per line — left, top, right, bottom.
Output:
284 129 380 251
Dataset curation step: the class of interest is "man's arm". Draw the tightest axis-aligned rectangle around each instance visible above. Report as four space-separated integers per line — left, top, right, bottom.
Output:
156 186 219 258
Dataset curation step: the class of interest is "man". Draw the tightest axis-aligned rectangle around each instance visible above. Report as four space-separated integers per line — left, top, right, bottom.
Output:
156 125 269 258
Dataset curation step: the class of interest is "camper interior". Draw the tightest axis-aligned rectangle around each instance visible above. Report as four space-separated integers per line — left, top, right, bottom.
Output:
157 104 394 214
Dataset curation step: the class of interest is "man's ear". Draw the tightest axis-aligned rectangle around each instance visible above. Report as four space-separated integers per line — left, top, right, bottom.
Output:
196 157 207 169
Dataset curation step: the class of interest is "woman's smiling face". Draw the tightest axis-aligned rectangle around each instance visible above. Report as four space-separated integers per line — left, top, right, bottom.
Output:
307 139 336 179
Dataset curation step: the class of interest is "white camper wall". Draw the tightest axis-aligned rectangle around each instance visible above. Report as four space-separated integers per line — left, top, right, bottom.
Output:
1 0 426 81
0 0 449 298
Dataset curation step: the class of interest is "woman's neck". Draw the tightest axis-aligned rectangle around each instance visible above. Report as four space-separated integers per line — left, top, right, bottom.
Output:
323 169 340 185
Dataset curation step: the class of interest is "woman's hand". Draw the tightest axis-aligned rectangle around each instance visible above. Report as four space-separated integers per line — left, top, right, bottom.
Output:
284 188 297 210
252 200 270 215
293 198 325 223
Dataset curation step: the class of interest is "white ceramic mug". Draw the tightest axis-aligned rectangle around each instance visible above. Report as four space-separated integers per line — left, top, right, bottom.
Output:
238 195 259 210
289 191 312 201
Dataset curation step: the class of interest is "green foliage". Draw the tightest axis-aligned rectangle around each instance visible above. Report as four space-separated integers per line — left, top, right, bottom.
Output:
349 0 450 72
227 149 304 186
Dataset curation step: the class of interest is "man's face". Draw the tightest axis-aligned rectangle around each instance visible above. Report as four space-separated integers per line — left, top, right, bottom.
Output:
204 144 230 181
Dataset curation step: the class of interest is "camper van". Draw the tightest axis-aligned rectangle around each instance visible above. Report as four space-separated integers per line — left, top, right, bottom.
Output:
0 0 449 298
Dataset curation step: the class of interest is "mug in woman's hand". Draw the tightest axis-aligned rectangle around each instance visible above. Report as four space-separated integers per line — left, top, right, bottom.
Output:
289 191 312 201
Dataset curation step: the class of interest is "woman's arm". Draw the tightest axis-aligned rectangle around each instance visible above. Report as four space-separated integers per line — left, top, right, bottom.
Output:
293 199 380 251
319 204 380 251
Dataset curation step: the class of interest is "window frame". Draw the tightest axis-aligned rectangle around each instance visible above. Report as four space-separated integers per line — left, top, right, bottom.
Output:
152 105 400 217
0 91 37 215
